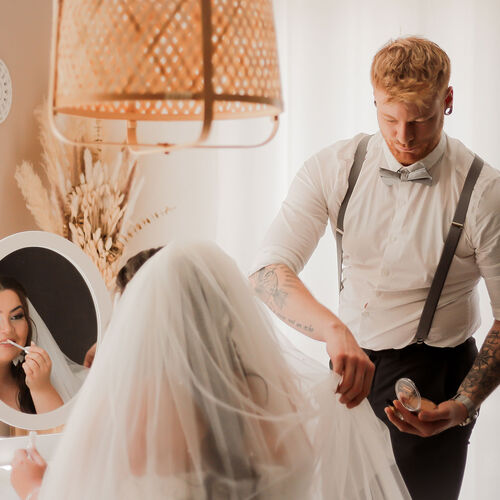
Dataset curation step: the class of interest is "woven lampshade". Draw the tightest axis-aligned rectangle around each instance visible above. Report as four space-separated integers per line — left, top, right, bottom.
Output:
49 0 283 150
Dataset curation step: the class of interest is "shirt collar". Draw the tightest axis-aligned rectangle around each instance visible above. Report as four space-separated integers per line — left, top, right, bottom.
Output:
381 132 447 173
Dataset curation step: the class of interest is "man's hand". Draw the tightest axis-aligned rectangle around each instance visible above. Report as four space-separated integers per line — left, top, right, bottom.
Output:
385 398 468 437
326 323 375 408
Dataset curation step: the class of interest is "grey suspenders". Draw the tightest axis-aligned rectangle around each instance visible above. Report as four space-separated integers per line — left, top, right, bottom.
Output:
335 134 372 292
335 135 484 344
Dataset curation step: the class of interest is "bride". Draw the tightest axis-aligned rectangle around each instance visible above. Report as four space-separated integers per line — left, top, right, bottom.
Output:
11 240 409 499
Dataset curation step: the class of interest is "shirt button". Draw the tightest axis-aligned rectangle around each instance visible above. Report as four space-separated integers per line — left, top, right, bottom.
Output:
382 269 390 277
375 291 382 297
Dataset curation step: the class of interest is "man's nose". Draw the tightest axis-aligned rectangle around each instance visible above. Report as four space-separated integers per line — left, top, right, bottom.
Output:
396 122 414 146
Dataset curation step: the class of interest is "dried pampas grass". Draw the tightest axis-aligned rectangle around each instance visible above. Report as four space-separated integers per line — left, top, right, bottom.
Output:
16 102 170 290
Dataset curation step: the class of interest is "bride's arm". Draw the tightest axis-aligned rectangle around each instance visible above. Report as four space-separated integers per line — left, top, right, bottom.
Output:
246 376 312 465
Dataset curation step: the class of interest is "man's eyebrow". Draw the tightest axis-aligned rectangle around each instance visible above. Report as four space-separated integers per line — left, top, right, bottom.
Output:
9 305 23 314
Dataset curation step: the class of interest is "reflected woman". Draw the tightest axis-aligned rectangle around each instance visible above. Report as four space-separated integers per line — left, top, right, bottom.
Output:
0 277 63 415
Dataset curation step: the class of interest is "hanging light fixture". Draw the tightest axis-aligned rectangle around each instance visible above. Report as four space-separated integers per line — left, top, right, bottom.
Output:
49 0 283 152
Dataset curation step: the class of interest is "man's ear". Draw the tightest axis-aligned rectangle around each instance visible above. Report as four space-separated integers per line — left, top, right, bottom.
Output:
444 86 453 115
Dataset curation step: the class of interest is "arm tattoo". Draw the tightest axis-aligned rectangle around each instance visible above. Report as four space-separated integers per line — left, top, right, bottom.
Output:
251 265 315 334
459 328 500 405
252 265 289 310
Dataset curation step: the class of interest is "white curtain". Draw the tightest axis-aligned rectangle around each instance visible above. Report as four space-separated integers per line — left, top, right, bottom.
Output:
212 1 500 498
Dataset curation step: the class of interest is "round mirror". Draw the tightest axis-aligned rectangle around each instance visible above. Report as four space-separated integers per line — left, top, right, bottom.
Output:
0 231 111 430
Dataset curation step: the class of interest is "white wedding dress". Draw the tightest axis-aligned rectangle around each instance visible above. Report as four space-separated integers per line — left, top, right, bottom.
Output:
37 240 409 499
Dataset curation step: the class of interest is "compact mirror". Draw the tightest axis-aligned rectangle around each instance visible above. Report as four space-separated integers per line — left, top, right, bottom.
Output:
0 231 111 431
395 377 421 412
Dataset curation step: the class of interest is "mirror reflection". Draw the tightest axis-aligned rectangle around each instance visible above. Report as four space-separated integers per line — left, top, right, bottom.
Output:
0 277 87 416
0 247 98 422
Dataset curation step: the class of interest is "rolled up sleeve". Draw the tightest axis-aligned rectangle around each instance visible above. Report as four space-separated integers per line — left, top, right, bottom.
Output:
472 176 500 320
250 146 347 276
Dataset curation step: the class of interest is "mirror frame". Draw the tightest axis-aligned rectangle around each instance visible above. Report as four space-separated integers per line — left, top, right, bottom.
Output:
0 231 111 430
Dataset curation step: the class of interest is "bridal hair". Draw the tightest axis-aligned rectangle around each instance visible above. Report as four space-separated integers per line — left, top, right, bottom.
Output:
0 276 36 413
186 279 262 497
115 246 163 293
371 36 451 106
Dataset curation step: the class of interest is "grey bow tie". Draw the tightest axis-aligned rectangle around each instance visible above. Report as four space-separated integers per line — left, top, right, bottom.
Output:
379 166 432 186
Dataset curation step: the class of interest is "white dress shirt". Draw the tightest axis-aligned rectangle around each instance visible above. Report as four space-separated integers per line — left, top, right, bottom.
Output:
252 132 500 350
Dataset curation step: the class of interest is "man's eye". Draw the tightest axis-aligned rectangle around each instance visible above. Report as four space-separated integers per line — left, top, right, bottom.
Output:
11 313 25 321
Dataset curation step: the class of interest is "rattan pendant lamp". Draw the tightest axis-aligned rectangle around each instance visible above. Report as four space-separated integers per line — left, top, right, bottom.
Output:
49 0 283 153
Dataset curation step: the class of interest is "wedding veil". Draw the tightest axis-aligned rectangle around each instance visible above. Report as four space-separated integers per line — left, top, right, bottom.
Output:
28 300 88 404
38 240 409 499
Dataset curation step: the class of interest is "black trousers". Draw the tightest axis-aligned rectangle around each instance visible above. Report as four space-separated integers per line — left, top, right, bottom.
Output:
364 338 477 500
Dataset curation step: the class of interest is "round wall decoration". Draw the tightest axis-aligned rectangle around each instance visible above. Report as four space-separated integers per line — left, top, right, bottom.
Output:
0 59 13 124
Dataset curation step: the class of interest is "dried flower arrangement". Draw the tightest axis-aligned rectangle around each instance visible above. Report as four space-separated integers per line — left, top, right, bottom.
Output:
15 103 169 290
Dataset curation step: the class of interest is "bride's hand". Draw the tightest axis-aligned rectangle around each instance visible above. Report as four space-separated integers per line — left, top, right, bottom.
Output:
11 447 46 500
22 343 53 392
326 322 375 409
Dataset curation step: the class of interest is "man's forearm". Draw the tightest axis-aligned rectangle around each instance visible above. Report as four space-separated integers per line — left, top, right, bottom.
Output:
251 263 374 408
458 320 500 407
249 263 341 342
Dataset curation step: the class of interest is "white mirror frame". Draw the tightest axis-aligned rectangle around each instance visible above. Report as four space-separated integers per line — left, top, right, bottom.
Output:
0 231 112 430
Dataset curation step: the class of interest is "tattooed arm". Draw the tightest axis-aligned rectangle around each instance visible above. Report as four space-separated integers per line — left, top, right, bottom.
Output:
385 321 500 437
250 263 374 408
457 322 500 406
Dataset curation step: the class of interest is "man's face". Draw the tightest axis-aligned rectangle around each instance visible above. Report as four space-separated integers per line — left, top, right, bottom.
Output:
374 86 452 166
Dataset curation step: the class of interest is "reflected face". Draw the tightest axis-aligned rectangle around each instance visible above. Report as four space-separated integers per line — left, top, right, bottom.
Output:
374 86 452 166
0 290 29 362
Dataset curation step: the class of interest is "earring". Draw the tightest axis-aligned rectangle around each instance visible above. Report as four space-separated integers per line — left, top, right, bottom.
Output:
444 107 453 115
12 352 25 366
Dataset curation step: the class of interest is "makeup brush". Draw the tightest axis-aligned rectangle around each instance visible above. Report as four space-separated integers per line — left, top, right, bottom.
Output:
0 339 30 353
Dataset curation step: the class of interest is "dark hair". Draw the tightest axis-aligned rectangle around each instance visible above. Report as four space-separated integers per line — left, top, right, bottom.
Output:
0 276 36 413
185 283 260 498
116 247 164 293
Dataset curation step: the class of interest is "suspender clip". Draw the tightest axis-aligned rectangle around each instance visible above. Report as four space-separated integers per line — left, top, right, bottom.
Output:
416 338 425 345
335 227 344 235
451 221 464 228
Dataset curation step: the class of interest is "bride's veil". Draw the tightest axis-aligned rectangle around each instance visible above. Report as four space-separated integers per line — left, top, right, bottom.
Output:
27 300 88 403
38 240 409 499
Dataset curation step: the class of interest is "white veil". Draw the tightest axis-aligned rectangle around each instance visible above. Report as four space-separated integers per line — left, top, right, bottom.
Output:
28 300 88 404
38 240 409 499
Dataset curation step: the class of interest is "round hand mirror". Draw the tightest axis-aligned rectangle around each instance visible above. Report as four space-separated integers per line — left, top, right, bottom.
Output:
395 377 421 412
0 231 111 431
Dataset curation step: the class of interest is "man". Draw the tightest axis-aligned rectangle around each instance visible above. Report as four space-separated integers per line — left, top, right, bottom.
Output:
250 36 500 500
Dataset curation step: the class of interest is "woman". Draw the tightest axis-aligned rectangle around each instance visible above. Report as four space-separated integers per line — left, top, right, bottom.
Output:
0 277 63 415
12 241 410 499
